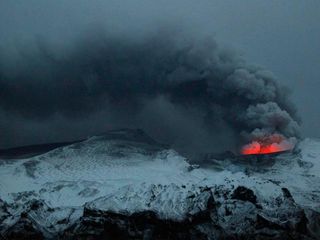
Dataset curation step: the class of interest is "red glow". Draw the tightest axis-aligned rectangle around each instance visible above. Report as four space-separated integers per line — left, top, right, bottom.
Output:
241 135 295 155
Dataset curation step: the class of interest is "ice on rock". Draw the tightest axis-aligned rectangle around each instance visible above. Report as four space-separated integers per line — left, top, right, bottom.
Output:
0 129 319 239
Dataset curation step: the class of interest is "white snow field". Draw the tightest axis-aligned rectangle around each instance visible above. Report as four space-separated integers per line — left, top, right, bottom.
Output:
0 130 320 239
0 129 319 217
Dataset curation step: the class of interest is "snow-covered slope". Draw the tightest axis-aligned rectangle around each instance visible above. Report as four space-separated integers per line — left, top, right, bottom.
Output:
0 129 319 239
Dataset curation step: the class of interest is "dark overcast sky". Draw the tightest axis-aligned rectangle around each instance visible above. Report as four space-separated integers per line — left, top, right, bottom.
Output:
0 0 319 148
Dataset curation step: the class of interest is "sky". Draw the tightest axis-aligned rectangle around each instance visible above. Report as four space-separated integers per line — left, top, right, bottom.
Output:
0 0 319 149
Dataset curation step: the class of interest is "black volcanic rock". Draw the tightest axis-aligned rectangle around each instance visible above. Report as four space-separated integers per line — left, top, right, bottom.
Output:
4 218 44 240
256 214 284 230
63 210 208 240
59 185 318 240
231 186 257 205
0 184 319 240
282 187 295 203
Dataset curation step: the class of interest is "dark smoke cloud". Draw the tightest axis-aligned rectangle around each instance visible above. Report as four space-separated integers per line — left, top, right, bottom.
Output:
0 31 300 157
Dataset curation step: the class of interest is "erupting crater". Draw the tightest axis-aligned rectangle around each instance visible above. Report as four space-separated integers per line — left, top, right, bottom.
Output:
241 134 296 155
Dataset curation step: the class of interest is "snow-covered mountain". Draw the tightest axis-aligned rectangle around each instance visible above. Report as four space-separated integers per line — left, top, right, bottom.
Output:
0 129 319 239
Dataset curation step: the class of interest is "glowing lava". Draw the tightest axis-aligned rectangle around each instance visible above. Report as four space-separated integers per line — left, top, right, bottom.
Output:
241 135 296 155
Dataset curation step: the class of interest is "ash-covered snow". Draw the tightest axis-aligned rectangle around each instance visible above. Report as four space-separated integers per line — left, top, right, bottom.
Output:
0 129 319 239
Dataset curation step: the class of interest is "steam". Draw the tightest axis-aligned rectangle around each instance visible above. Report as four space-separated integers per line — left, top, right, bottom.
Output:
0 31 300 157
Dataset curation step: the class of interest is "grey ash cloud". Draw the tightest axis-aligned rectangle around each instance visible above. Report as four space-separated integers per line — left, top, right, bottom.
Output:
0 31 300 156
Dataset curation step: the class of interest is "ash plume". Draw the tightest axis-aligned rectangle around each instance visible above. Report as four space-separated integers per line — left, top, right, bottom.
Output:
0 31 300 157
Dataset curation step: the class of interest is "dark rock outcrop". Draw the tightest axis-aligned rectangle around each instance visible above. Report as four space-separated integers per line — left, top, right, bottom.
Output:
4 218 44 240
231 186 257 204
0 186 319 239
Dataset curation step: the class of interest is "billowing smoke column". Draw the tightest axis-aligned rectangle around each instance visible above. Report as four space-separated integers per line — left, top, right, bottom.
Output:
0 32 300 157
240 103 299 155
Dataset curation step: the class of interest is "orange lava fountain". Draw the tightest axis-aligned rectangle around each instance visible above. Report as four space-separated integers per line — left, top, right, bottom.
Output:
241 134 295 155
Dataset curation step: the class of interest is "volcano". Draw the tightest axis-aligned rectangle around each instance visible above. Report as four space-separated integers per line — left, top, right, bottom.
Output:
0 129 319 239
